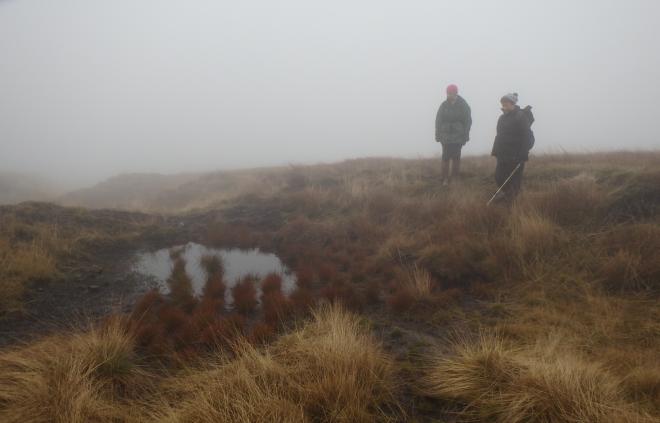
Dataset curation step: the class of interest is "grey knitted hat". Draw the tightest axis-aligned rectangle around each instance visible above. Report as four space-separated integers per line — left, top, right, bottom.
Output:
501 92 519 104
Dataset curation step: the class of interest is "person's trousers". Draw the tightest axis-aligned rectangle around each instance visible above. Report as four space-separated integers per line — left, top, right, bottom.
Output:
441 143 463 181
495 160 525 201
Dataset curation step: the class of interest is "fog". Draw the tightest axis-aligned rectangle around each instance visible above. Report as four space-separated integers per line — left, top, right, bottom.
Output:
1 0 659 190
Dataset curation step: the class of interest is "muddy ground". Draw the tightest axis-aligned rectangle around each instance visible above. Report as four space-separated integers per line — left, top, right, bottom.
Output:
0 204 192 347
0 206 251 347
1 246 154 347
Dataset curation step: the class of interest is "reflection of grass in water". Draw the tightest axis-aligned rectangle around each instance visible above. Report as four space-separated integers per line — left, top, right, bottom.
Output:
168 246 185 261
167 257 196 312
200 254 224 279
232 275 259 315
261 273 282 295
139 245 295 298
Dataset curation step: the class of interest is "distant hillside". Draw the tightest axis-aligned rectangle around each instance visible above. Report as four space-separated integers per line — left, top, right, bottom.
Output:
0 172 57 205
58 167 290 212
57 152 660 215
59 172 202 211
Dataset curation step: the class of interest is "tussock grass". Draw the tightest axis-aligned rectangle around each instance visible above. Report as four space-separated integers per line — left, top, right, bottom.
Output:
526 172 606 226
403 267 434 299
158 304 399 422
0 318 146 423
0 305 399 422
622 363 660 409
508 209 565 261
3 152 660 420
388 266 435 313
423 333 654 423
272 304 399 422
599 223 660 292
225 155 658 420
154 344 307 423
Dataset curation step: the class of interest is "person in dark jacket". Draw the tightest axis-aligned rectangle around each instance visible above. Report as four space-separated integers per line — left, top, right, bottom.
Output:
491 92 533 203
435 84 472 186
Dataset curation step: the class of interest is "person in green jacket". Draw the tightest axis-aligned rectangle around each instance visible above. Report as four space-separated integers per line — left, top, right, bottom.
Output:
435 84 472 186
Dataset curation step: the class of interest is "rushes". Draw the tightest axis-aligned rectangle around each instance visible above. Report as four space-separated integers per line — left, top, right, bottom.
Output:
130 257 305 357
232 276 258 315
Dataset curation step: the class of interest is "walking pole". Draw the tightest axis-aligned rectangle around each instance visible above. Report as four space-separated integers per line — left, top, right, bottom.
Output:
487 163 522 206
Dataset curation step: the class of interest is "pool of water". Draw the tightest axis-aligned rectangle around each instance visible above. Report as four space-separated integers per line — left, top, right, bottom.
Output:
133 243 296 306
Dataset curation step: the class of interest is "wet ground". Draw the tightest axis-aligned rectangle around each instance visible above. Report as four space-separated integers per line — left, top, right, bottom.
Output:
0 247 158 347
0 238 297 346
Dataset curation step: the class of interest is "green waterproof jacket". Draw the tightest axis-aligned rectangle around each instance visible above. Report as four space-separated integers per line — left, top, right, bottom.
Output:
435 96 472 145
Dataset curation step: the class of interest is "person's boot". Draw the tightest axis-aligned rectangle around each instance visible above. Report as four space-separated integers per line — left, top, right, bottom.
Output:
440 161 450 186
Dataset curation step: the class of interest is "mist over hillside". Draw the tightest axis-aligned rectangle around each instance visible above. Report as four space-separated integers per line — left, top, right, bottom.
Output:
2 1 659 188
0 172 58 205
58 167 285 212
1 1 659 421
59 172 204 211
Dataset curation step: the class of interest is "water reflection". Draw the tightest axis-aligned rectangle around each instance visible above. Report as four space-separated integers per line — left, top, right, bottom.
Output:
134 243 296 306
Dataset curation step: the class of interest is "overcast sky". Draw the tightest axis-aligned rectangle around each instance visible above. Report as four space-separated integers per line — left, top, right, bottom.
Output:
1 0 659 189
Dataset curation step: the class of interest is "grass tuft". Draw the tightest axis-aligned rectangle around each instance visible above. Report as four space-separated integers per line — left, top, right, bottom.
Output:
423 334 654 422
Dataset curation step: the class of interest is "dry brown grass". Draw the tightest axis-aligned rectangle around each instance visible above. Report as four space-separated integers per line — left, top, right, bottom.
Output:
423 333 654 423
271 304 399 421
245 152 659 419
403 266 434 299
0 238 58 313
509 210 564 258
496 286 660 413
0 215 68 313
388 266 436 313
3 152 660 421
155 304 399 422
0 318 147 423
0 305 400 422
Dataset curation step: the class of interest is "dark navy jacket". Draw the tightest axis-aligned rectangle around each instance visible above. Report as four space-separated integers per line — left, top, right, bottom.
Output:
492 106 533 162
